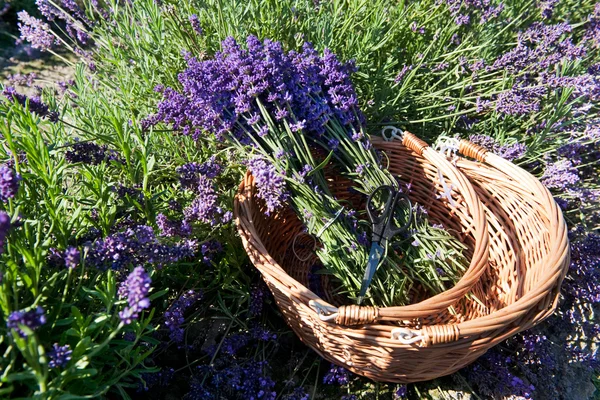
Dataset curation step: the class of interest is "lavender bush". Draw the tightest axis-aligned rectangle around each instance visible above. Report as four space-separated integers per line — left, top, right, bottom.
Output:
1 0 600 398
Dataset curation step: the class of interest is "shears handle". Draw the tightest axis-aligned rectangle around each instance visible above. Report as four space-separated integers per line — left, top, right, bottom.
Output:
366 186 413 242
384 192 412 238
366 185 395 242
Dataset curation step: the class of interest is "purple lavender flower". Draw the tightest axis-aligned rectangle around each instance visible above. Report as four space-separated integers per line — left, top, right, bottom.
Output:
189 14 203 35
327 138 340 150
495 85 547 116
455 14 470 25
164 290 202 344
7 73 37 87
0 211 11 252
0 165 21 201
204 360 276 400
285 387 309 400
480 4 504 24
156 213 172 234
116 185 144 203
64 247 80 269
541 159 580 190
221 211 233 224
177 157 223 189
584 122 600 140
248 284 268 317
65 141 108 164
323 364 351 385
2 86 58 121
355 163 368 175
539 0 559 19
468 135 527 161
200 240 222 265
584 5 600 49
289 120 306 132
465 350 535 398
257 125 269 137
186 379 214 399
184 175 219 225
409 21 425 34
451 33 461 45
490 22 584 73
48 343 72 368
395 385 408 398
563 231 600 305
151 36 364 141
118 267 152 325
86 225 197 270
7 306 47 337
0 2 9 17
16 11 55 51
432 62 449 72
203 332 251 357
250 325 277 341
394 65 413 85
357 231 369 246
247 157 288 215
156 213 191 237
294 164 313 184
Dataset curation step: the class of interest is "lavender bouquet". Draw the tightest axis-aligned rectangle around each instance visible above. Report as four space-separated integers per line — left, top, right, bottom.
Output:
147 36 467 307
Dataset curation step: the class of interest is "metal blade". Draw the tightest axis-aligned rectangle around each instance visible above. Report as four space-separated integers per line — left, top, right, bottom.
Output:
357 242 385 304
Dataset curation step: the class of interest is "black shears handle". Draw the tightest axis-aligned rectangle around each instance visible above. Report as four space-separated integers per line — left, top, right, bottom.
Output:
366 185 413 243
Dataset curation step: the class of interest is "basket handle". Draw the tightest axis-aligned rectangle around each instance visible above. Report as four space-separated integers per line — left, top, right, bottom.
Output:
458 140 489 162
402 132 429 155
309 300 460 346
380 127 429 155
391 325 460 346
309 300 379 325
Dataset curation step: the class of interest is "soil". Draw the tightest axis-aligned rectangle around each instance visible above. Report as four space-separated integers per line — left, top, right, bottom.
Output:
0 43 75 93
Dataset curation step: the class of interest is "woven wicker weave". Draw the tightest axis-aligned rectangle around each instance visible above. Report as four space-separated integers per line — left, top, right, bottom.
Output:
234 132 569 383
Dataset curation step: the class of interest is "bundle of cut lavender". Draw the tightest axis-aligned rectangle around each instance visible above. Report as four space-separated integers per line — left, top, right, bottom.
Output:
146 36 467 307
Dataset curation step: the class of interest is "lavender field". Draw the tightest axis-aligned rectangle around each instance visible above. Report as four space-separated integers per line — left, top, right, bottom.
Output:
0 0 599 399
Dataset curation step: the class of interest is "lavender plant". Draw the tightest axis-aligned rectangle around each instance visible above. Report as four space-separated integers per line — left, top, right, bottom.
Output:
3 0 600 398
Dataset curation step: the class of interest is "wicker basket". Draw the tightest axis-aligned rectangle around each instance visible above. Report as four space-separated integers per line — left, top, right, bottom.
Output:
234 133 569 383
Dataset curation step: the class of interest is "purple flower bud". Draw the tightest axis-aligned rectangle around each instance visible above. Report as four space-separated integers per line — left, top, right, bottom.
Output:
0 211 11 252
64 247 80 269
323 364 351 385
0 165 21 201
118 267 152 325
7 306 46 337
48 343 72 368
189 14 203 35
3 86 58 121
164 290 202 344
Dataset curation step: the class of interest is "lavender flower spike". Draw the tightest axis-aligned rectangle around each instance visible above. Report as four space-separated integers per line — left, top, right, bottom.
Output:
64 247 80 269
7 306 47 337
247 157 288 215
118 267 152 325
0 165 21 201
3 86 59 122
48 343 72 368
16 11 56 51
0 211 11 252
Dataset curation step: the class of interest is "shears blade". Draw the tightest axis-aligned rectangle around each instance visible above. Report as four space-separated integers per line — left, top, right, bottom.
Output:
357 242 385 304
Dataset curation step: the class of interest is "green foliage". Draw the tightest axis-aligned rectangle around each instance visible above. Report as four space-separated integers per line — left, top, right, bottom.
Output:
1 0 599 398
